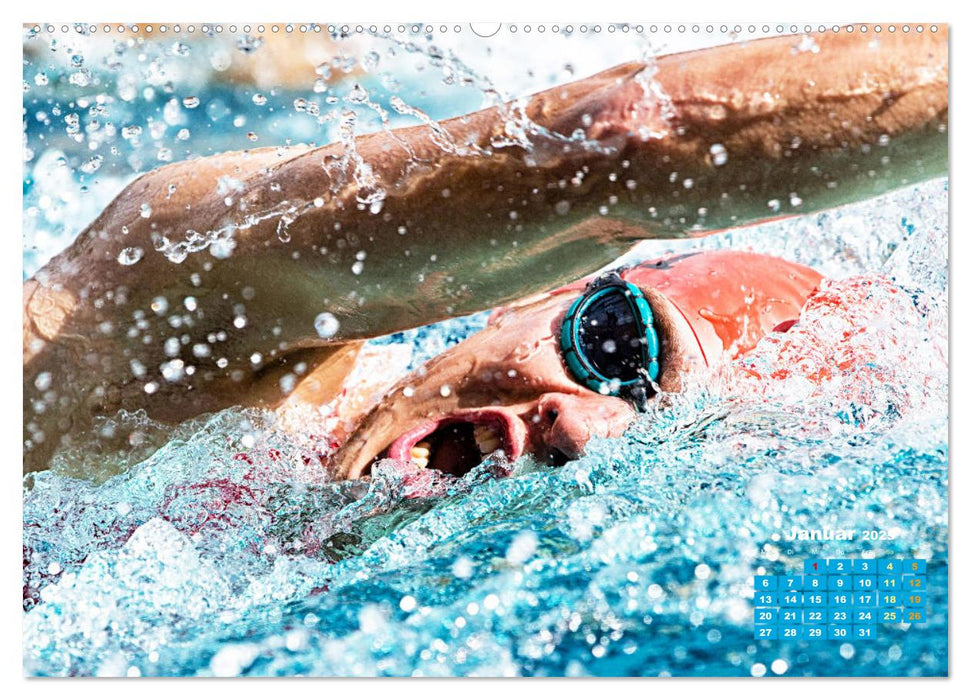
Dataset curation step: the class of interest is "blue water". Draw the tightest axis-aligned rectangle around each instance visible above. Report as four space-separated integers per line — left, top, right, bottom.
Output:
22 27 948 677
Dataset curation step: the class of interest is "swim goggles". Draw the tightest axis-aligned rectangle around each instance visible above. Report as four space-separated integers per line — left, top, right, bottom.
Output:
559 271 660 411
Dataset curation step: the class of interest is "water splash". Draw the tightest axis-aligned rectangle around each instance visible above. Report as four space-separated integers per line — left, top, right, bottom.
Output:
23 27 948 677
24 188 948 675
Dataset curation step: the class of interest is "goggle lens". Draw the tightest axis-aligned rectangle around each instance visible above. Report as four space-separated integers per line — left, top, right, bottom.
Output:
559 273 661 406
576 291 644 382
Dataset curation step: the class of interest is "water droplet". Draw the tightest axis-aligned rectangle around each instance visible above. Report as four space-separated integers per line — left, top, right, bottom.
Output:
252 93 267 106
452 557 473 578
80 155 103 174
796 35 820 54
314 312 340 339
164 337 181 357
140 203 152 218
710 143 728 166
117 247 144 265
64 113 79 134
182 96 200 109
236 35 263 54
160 359 185 382
346 84 369 104
351 261 364 275
506 531 538 564
554 200 571 216
276 215 293 243
440 384 452 397
33 372 52 391
69 70 90 87
363 51 381 72
767 199 781 213
130 359 146 378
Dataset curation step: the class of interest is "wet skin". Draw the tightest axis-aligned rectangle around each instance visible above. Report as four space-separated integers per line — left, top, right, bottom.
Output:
332 250 823 479
22 30 946 475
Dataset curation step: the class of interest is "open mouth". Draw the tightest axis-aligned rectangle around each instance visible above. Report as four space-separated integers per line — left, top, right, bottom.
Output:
378 410 525 478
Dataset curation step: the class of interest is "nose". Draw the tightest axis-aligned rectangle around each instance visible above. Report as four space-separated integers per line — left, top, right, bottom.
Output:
535 392 636 460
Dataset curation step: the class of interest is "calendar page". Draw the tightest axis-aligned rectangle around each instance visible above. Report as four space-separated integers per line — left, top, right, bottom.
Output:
22 21 948 678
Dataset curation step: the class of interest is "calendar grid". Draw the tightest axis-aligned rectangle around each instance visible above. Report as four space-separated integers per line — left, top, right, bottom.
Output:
753 558 927 640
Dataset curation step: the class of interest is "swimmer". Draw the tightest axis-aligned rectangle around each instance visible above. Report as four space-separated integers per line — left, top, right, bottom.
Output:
23 30 947 477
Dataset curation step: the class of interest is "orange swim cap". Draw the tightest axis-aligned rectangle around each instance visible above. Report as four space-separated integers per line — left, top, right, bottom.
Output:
624 250 823 366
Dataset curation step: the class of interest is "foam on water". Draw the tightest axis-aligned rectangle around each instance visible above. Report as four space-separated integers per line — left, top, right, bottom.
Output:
23 178 948 676
23 27 948 677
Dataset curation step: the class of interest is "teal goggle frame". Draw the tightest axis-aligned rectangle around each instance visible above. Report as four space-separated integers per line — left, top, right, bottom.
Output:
559 272 660 408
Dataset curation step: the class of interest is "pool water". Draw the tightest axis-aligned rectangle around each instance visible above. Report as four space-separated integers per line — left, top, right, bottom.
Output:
22 177 949 676
22 28 948 677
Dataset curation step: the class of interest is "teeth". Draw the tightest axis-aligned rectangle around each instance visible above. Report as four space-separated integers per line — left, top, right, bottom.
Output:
410 441 430 469
473 425 501 455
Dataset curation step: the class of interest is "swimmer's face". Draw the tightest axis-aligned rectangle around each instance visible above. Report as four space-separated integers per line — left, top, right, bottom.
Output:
333 252 822 480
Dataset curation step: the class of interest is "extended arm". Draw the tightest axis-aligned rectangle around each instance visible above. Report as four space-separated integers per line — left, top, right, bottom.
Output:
23 29 947 472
